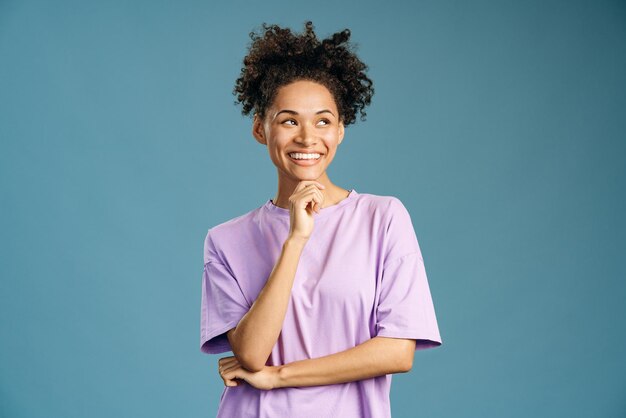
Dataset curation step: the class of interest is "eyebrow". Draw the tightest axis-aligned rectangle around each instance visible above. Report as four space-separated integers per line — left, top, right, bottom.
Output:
273 109 335 119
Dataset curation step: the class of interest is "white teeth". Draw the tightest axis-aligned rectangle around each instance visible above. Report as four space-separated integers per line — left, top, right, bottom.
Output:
289 152 321 160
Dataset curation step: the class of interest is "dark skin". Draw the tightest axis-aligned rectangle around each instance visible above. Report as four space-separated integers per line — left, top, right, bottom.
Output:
253 80 350 213
216 80 416 389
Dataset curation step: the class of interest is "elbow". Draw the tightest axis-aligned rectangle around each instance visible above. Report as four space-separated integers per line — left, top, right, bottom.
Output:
396 346 414 373
227 328 268 372
397 339 415 373
400 357 413 373
230 343 266 372
237 353 266 373
388 354 412 374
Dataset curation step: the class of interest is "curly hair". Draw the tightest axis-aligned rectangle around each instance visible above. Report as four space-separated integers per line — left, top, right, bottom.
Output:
233 21 374 126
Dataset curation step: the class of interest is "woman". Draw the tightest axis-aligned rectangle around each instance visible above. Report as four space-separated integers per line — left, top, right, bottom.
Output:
200 21 442 417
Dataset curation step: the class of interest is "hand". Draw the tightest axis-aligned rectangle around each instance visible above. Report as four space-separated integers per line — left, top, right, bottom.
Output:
288 181 326 241
218 355 281 391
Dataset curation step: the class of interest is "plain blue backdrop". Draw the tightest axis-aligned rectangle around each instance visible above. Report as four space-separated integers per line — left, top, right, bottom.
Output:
1 0 625 417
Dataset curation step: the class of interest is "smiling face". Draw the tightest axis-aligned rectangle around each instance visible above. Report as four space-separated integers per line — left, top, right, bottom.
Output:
252 80 345 186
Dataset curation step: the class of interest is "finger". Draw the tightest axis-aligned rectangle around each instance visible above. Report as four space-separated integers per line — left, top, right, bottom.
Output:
223 375 241 387
312 189 321 213
218 356 236 367
218 360 241 385
219 365 239 380
220 366 244 387
310 189 323 213
221 363 242 375
223 368 248 386
218 358 239 370
303 190 322 214
219 357 239 366
222 376 240 387
295 181 315 194
295 182 324 201
296 181 325 193
293 184 325 213
309 181 326 191
316 189 324 209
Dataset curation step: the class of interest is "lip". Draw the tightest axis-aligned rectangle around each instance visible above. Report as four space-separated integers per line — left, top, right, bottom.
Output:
287 153 323 166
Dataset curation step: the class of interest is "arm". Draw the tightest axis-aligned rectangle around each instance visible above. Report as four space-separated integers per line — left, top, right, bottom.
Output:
218 336 416 389
226 237 307 372
274 336 416 388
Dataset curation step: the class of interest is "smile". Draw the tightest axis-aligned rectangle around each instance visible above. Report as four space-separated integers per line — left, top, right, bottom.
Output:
288 152 321 159
288 152 322 166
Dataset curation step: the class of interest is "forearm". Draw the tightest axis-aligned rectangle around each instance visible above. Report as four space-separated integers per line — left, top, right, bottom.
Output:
274 336 415 388
230 237 306 372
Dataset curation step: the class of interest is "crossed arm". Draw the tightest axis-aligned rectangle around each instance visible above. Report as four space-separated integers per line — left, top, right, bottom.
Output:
219 331 416 389
216 237 416 390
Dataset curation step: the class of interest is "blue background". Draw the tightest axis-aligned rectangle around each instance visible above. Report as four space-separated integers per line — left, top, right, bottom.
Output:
1 1 625 417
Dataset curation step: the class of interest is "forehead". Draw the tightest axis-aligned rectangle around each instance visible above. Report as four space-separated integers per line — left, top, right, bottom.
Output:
271 80 338 112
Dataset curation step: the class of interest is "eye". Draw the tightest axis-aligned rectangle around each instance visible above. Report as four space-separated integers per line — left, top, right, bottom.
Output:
282 119 297 126
317 119 331 126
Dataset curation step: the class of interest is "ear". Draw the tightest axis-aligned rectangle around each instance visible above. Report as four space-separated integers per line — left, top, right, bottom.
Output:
337 119 345 145
252 113 267 145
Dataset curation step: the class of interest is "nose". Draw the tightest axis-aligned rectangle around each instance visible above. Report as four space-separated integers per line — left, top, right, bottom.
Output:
295 122 317 146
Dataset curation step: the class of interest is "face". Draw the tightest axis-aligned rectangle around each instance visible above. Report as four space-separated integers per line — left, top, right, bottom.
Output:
252 80 345 184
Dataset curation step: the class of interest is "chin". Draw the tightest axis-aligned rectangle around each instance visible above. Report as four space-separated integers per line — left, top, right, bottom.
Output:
293 171 324 180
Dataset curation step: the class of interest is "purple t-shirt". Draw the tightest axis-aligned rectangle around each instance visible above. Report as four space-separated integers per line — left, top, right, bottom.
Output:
200 189 442 417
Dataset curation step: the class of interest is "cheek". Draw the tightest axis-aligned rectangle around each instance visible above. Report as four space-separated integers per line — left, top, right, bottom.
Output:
322 136 340 152
268 141 291 164
275 141 291 156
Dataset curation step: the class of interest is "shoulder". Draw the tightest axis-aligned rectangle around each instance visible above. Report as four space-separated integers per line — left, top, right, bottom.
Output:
203 207 261 265
352 191 419 259
354 191 410 222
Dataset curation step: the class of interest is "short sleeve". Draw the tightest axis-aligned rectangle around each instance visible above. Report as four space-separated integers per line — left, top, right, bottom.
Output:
375 198 443 350
200 232 250 354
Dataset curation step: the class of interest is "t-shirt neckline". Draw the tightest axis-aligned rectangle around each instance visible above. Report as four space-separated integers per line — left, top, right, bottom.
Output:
263 189 358 220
